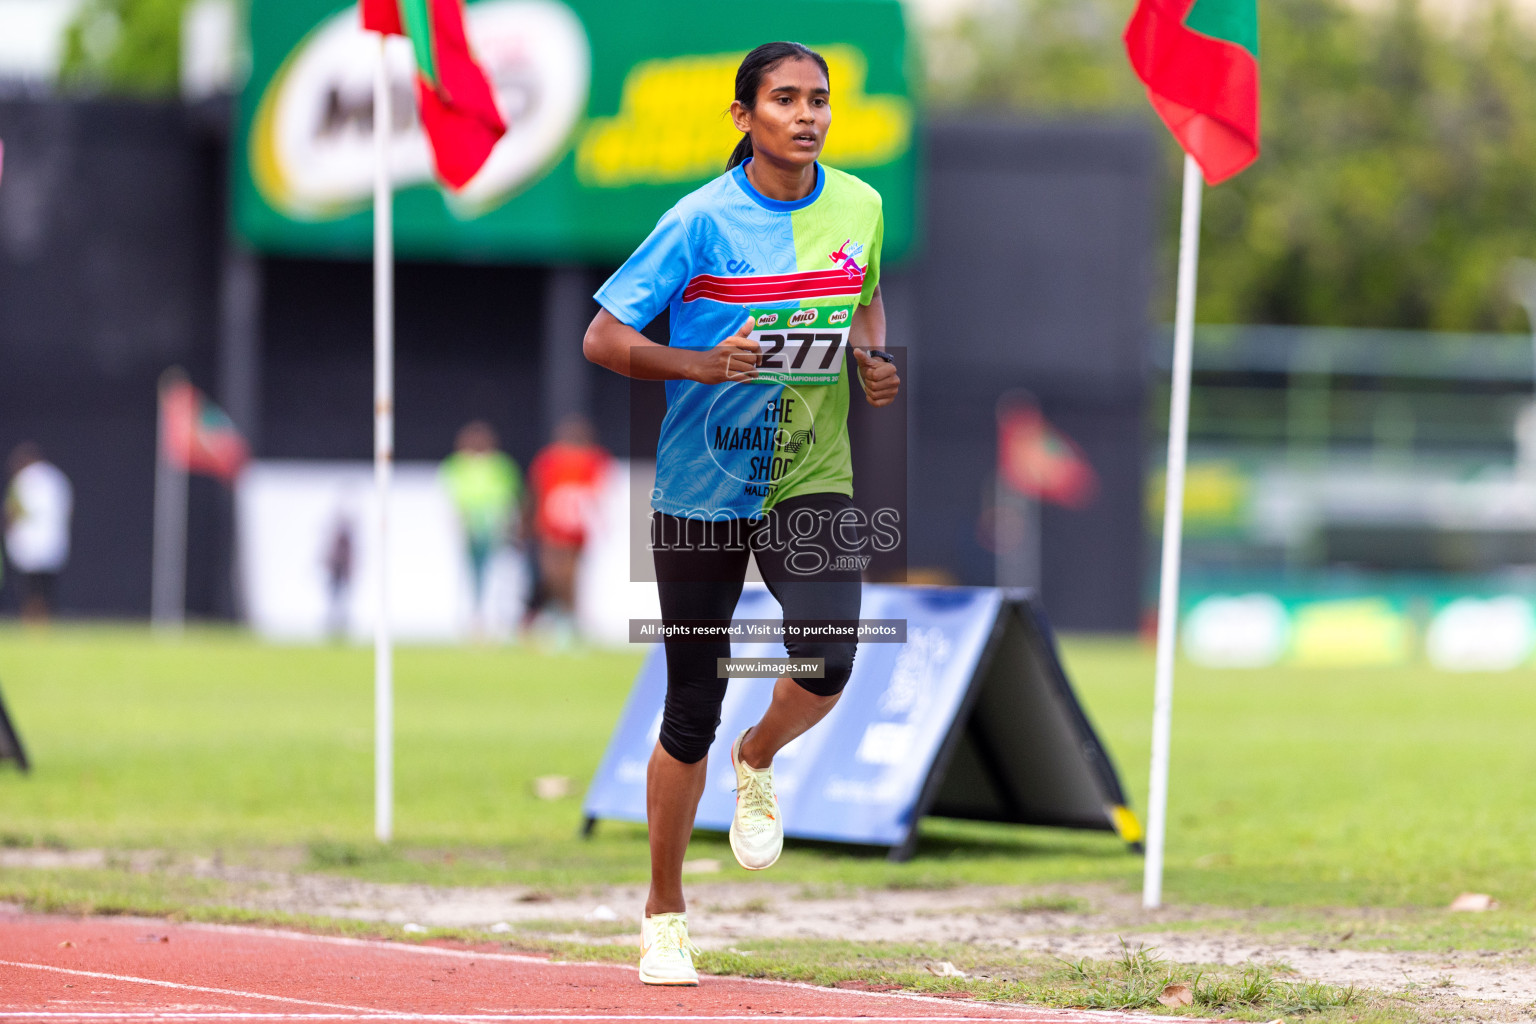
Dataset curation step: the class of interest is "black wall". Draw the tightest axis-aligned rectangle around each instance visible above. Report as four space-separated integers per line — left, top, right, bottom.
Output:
259 258 547 466
0 99 226 616
909 120 1156 630
0 100 1155 630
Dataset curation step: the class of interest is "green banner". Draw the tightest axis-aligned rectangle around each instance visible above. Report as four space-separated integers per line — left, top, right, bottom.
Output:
235 0 916 263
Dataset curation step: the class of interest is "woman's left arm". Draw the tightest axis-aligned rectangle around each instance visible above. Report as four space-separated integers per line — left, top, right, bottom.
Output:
850 285 899 408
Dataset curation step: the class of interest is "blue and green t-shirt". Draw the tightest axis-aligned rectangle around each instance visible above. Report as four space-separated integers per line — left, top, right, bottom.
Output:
595 159 883 521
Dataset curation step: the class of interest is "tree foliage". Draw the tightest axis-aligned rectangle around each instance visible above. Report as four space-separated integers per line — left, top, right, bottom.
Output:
932 0 1536 331
59 0 188 97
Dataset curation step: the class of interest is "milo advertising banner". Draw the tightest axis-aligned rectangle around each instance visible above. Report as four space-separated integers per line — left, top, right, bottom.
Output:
236 0 915 262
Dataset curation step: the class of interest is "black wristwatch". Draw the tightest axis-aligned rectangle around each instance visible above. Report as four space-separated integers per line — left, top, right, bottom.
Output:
864 348 894 364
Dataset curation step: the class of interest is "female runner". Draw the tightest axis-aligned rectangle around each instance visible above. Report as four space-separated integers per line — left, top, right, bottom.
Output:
583 41 899 986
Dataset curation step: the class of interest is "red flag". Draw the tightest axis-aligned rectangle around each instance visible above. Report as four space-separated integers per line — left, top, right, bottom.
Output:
161 378 249 484
360 0 405 34
361 0 507 190
1123 0 1260 185
997 402 1097 509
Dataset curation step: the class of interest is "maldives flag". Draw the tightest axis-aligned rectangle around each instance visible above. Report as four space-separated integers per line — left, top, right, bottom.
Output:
161 378 249 485
1124 0 1260 184
997 402 1098 509
361 0 506 190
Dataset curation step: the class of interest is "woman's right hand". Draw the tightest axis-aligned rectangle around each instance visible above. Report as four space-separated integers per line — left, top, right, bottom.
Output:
689 317 760 384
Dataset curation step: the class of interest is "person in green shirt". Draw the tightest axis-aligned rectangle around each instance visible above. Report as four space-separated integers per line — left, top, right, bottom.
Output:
440 421 523 636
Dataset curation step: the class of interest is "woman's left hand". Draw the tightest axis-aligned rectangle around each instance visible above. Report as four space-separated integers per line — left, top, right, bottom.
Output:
852 348 900 407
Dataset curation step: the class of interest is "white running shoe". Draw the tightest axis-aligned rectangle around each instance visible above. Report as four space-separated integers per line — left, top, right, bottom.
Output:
639 912 699 986
729 729 784 870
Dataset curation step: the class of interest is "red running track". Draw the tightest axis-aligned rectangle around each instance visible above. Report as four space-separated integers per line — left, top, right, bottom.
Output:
0 912 1166 1023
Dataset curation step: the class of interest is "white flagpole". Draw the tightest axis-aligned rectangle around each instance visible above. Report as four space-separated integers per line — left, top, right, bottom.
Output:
1143 153 1203 909
372 33 395 844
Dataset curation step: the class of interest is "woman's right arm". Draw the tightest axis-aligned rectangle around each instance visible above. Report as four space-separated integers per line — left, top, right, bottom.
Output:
583 309 761 385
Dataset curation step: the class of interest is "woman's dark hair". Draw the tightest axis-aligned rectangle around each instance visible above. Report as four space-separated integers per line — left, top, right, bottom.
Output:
726 42 830 171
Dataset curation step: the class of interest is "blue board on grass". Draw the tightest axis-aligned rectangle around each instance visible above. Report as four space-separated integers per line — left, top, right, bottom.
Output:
581 585 1139 859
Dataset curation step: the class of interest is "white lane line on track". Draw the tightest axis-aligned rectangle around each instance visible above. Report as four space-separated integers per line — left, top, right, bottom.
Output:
185 924 1200 1023
188 925 555 966
181 925 1068 1018
18 920 1185 1024
0 961 381 1014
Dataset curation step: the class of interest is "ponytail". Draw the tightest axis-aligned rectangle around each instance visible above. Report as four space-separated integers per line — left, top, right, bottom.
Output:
725 42 829 172
726 135 754 171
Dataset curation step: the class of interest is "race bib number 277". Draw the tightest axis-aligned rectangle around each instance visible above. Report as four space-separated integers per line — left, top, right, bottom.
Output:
746 305 854 385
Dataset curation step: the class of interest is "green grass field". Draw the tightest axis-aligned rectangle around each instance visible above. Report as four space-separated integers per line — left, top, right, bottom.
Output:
0 624 1532 912
4 624 1534 1022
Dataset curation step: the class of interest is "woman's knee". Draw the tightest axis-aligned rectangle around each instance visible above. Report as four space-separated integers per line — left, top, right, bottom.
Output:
658 678 726 764
786 641 856 698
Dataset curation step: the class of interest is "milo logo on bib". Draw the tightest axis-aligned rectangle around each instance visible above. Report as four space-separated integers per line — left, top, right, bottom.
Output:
746 304 854 386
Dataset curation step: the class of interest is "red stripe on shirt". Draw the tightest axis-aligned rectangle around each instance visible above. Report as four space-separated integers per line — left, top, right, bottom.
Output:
682 269 863 303
684 283 864 303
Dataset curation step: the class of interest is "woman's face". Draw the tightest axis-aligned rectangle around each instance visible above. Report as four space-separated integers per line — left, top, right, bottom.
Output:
733 57 831 170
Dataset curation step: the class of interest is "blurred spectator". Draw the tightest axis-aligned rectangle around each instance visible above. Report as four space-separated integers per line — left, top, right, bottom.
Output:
4 443 73 625
322 504 356 639
440 421 523 636
527 415 611 644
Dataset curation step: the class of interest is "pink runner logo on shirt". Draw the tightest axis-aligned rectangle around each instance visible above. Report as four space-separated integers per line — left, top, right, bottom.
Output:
828 239 866 282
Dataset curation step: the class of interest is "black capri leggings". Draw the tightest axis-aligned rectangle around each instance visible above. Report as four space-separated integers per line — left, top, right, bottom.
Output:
652 492 862 764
